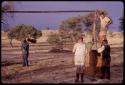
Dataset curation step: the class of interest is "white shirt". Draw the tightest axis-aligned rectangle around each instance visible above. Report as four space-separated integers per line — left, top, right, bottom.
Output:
73 43 85 56
100 16 111 29
97 45 105 53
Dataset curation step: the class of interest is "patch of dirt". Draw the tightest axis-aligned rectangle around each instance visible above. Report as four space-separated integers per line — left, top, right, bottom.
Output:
1 43 123 84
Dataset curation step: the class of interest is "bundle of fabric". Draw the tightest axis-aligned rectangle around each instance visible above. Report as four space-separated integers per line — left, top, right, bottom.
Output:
27 38 36 43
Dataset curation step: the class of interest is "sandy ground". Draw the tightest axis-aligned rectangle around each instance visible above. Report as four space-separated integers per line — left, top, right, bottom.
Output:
1 31 123 83
1 41 123 84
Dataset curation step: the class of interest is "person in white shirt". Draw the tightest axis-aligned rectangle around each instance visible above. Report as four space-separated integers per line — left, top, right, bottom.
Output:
97 11 112 44
73 37 86 82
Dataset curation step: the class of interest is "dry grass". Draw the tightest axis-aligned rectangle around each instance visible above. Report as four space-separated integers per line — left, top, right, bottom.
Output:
1 31 123 84
1 46 123 84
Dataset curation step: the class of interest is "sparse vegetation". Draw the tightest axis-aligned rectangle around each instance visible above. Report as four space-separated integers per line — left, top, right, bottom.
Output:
119 16 124 31
59 9 107 43
47 33 63 51
1 4 123 83
7 24 42 41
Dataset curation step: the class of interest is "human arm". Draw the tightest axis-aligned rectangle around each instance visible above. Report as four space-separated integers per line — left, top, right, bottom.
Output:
72 44 77 53
105 17 112 27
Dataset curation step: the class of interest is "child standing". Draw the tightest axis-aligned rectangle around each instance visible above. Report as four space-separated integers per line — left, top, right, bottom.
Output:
73 37 86 83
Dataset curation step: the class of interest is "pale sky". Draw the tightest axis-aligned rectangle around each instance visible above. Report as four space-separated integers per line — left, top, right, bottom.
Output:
2 1 124 32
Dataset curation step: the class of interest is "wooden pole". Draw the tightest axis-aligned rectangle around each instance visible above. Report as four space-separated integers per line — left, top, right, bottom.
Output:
93 12 97 49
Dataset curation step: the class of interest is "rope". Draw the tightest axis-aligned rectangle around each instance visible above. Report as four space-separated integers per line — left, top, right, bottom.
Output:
2 10 96 13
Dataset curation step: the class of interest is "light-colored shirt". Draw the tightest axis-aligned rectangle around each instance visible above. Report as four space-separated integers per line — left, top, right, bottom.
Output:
73 43 85 56
100 16 111 30
97 45 105 53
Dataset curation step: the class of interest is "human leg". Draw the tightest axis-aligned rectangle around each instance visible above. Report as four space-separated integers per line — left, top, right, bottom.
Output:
26 54 29 66
105 66 110 79
80 65 85 82
22 54 26 66
75 65 80 82
99 30 107 44
24 54 28 66
100 66 105 79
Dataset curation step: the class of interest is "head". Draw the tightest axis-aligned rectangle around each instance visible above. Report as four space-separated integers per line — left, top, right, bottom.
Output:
102 39 108 45
96 10 101 17
28 33 31 38
23 39 27 43
100 12 105 18
78 36 83 43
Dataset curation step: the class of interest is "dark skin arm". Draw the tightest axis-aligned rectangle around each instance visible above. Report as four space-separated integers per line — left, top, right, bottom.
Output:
106 17 112 27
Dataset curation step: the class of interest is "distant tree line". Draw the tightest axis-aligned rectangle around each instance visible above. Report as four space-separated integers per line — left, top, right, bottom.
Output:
119 16 124 31
7 24 42 43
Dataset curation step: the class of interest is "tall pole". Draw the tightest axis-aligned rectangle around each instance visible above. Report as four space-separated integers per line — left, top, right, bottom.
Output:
93 12 97 49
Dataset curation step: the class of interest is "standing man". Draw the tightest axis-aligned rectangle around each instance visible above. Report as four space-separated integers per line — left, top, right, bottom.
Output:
97 39 111 79
73 37 86 83
96 11 112 44
99 12 112 43
21 39 29 67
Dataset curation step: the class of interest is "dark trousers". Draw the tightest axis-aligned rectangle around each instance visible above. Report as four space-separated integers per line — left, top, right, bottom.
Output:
22 54 29 66
100 66 110 79
75 65 85 82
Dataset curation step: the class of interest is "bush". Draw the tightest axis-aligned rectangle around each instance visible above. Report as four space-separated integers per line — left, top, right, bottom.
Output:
47 34 63 50
7 24 42 42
